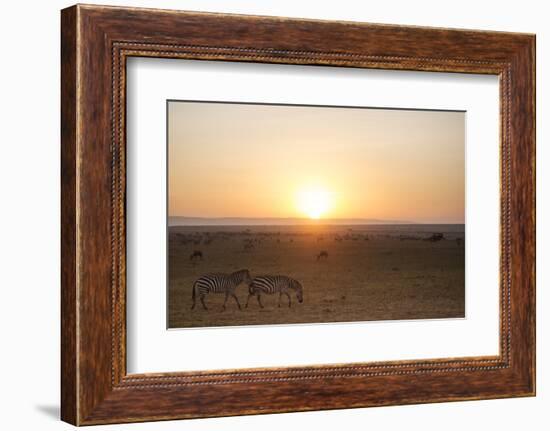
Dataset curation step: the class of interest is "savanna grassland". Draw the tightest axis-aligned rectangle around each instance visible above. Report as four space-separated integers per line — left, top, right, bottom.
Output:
168 224 465 329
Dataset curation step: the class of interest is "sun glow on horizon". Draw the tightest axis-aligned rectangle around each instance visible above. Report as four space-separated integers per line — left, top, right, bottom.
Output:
296 186 333 220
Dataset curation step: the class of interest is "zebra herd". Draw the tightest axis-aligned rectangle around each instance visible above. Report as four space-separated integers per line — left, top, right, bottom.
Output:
191 270 304 311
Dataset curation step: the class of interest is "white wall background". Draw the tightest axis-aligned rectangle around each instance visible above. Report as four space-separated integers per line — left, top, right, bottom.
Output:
0 1 546 429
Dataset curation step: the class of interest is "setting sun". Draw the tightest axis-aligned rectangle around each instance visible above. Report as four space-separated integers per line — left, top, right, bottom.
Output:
296 186 333 219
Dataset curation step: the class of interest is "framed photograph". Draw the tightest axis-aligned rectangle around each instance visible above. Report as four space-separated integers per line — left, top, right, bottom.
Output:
61 4 535 425
166 101 466 328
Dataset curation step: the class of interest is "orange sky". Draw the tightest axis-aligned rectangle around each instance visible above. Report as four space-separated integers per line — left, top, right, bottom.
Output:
168 101 465 224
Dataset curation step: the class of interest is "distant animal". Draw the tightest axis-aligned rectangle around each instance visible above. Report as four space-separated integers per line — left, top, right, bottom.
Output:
246 275 304 309
243 242 255 251
189 250 203 261
191 269 251 311
317 250 329 261
424 233 445 242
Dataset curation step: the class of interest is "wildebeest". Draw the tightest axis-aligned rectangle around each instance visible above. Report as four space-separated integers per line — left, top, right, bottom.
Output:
189 250 203 261
424 233 445 242
246 275 304 308
317 250 329 261
191 269 251 311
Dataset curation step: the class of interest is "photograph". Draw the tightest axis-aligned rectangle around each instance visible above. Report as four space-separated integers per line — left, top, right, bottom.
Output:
167 100 466 329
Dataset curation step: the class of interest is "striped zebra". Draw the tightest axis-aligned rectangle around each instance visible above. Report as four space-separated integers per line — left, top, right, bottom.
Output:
246 275 304 309
191 269 251 311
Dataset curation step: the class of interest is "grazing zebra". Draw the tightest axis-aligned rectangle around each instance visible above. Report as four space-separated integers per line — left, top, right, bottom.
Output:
317 250 328 261
246 275 303 309
189 250 203 261
191 269 251 311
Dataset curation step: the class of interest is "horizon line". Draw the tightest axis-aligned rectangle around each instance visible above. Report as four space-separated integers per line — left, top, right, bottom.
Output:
168 216 465 226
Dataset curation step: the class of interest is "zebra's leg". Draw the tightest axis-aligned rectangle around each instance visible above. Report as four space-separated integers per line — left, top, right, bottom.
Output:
256 294 264 309
231 293 242 310
222 292 229 311
285 292 292 308
200 295 208 310
191 298 196 310
245 293 253 308
278 292 283 308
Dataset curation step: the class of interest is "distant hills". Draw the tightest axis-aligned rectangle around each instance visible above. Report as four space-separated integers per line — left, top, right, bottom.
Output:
169 216 413 226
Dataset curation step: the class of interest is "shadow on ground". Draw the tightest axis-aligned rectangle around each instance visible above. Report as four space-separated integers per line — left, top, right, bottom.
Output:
35 404 59 421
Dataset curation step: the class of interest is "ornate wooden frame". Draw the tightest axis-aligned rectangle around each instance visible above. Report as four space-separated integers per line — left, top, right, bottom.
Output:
61 4 535 425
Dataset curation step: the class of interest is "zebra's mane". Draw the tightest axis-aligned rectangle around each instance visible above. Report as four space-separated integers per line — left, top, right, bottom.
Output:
231 269 250 281
232 269 249 276
288 278 302 291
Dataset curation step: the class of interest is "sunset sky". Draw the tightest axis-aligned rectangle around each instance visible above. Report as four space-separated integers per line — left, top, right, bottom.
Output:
168 101 465 224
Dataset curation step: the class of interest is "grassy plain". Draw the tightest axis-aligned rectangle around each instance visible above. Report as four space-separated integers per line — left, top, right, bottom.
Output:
168 224 465 328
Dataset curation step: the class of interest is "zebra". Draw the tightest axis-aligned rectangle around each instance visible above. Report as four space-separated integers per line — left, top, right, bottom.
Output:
246 275 303 309
317 250 328 261
191 269 251 311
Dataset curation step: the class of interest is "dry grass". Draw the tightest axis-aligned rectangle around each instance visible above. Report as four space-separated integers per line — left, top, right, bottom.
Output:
168 225 465 328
